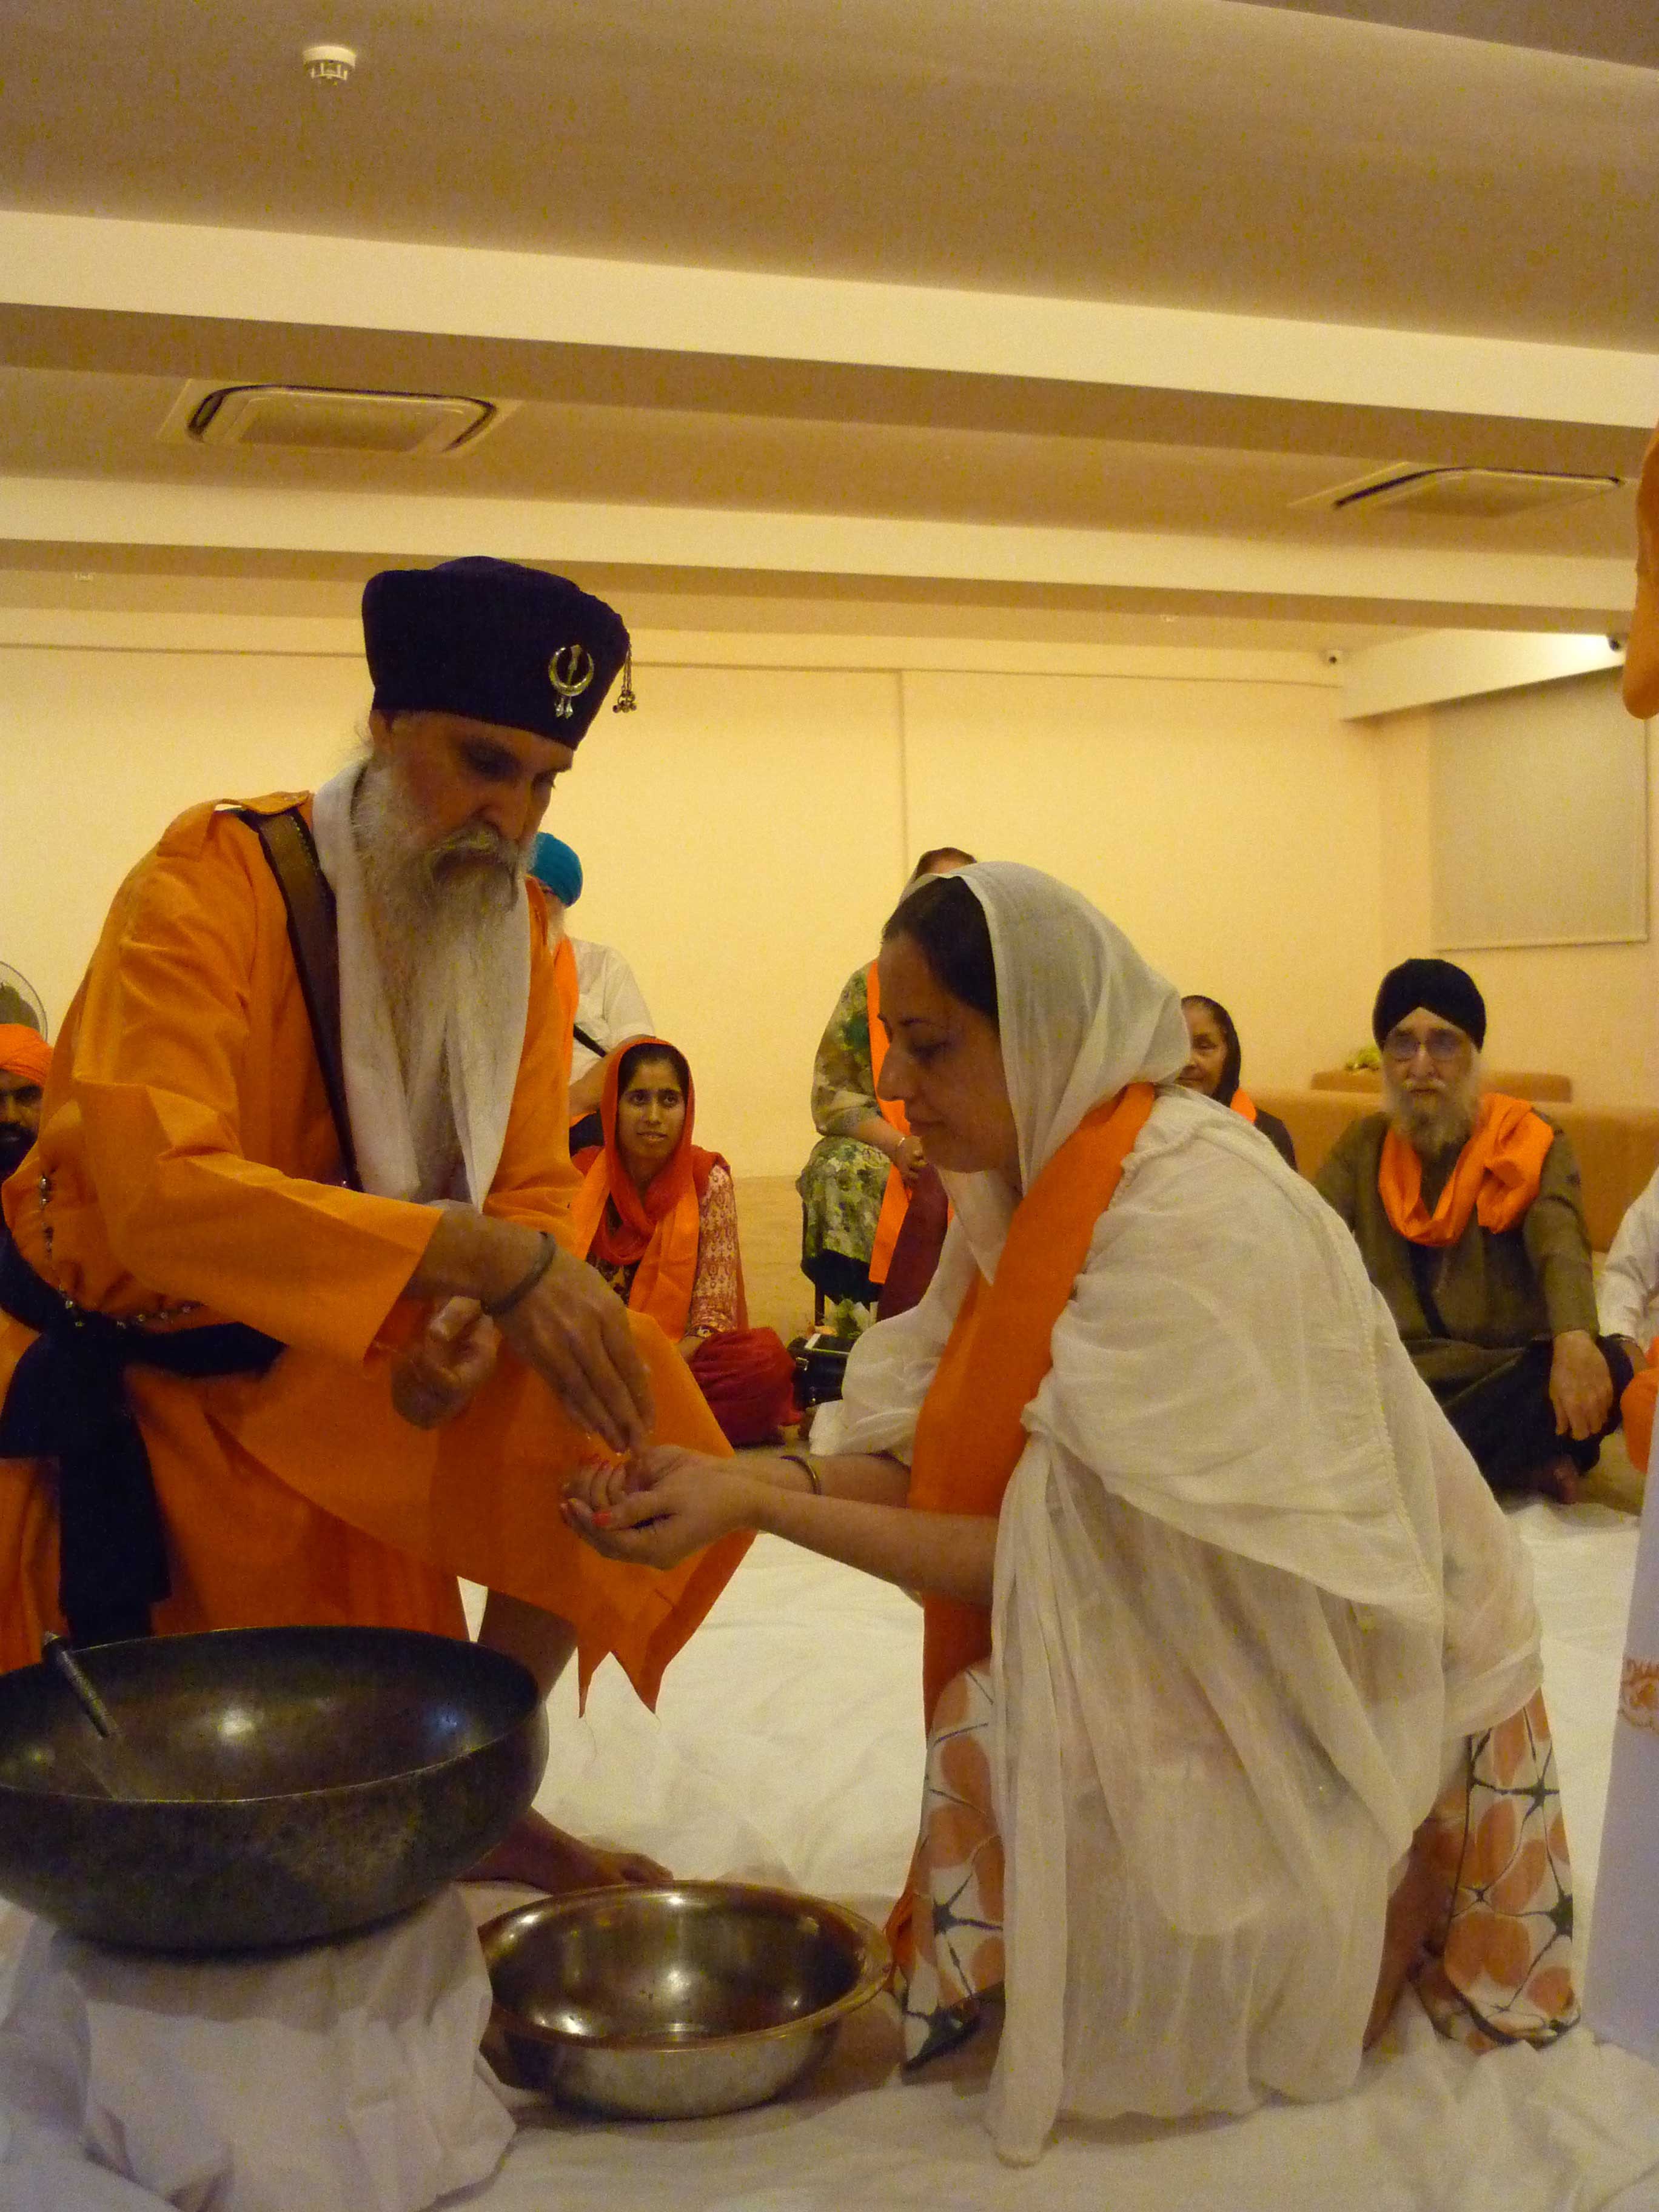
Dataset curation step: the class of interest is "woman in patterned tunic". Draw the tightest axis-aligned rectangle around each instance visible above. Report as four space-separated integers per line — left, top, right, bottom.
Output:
797 847 973 1309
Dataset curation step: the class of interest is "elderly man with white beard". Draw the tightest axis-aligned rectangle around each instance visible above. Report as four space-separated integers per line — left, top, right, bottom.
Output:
1316 957 1632 1503
0 557 745 1892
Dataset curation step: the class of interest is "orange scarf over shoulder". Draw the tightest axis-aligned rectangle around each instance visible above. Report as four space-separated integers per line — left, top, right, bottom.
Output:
1378 1092 1553 1247
1230 1088 1258 1125
906 1083 1157 1726
551 931 579 1057
569 1043 722 1339
865 961 913 1287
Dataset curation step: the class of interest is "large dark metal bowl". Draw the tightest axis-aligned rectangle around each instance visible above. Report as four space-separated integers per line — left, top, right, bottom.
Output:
0 1625 548 1952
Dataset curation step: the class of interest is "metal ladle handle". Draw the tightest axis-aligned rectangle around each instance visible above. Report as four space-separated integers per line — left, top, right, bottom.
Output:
42 1632 119 1740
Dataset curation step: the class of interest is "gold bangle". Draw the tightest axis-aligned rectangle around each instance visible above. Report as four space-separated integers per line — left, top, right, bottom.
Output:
777 1450 822 1496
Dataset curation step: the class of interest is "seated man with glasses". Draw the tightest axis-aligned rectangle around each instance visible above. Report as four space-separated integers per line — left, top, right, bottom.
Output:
1316 957 1630 1502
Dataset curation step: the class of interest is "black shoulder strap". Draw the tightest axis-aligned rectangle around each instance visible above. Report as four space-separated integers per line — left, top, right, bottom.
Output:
572 1020 605 1058
234 807 363 1193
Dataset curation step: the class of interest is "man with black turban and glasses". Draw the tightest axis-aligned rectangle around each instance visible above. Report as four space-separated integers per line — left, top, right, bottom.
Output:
0 557 743 1892
1316 957 1629 1503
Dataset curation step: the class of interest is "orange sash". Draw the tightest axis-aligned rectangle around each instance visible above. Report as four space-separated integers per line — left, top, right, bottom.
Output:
907 1083 1157 1728
1230 1089 1259 1124
1621 1341 1659 1481
866 961 913 1286
569 1044 705 1339
551 933 579 1065
1378 1093 1553 1248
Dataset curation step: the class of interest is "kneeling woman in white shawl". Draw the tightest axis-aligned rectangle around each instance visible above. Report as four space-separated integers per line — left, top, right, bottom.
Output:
565 863 1577 2162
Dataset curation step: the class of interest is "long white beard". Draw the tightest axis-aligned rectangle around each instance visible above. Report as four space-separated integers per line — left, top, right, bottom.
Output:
353 758 531 1200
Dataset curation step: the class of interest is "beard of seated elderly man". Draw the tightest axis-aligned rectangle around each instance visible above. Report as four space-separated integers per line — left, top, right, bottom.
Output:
1316 971 1629 1507
1384 1051 1481 1165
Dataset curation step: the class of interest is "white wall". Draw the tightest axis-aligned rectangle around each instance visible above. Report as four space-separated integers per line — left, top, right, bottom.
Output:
1373 703 1658 1106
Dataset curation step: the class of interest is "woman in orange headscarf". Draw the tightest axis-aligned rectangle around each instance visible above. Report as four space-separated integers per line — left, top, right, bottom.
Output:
571 1039 795 1445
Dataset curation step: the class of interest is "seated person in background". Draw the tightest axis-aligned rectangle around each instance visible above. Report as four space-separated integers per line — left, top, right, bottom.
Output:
567 866 1572 2159
1178 994 1297 1168
0 1025 50 1184
797 846 973 1313
572 1039 795 1446
1316 957 1630 1503
1597 1164 1659 1476
528 832 655 1153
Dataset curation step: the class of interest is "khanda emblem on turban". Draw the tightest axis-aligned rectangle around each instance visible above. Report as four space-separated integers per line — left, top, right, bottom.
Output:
547 643 596 718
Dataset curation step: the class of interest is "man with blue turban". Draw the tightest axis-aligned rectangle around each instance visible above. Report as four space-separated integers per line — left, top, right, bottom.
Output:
528 832 656 1152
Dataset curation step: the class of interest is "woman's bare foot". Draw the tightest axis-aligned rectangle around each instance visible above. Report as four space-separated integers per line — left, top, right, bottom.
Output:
466 1806 671 1892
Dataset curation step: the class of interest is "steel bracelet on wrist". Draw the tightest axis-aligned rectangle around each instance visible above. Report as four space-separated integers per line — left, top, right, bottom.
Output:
482 1230 559 1319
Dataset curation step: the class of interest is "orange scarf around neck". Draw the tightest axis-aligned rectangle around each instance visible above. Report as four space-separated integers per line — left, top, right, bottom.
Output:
865 960 914 1287
905 1082 1157 1727
1378 1092 1553 1248
569 1042 720 1338
1230 1088 1259 1124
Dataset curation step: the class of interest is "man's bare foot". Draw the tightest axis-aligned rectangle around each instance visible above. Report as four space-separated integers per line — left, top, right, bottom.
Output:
466 1806 672 1893
1525 1453 1582 1507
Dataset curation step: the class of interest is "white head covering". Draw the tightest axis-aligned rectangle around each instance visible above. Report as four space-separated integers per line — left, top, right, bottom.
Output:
823 863 1541 2153
899 862 1190 1282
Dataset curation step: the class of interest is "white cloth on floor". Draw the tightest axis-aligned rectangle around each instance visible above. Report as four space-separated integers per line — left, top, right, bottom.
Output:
1586 1453 1659 2063
0 1888 512 2212
823 862 1543 2162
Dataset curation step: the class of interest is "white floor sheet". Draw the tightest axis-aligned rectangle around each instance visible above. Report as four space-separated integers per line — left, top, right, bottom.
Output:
458 1504 1659 2212
5 1506 1659 2211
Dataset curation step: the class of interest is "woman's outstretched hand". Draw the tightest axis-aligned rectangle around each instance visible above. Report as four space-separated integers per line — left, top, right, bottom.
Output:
563 1445 756 1568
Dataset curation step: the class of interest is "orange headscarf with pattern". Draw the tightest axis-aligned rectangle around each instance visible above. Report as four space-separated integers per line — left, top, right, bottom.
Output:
569 1039 725 1338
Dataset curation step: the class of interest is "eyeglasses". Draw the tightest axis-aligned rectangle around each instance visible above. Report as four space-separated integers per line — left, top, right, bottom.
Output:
1381 1026 1466 1067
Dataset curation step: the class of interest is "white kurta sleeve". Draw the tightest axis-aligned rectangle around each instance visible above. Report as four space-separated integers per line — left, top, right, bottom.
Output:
1598 1166 1659 1342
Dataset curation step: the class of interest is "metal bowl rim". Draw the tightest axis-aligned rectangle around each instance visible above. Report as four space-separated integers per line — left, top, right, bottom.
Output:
480 1880 893 2056
0 1624 543 1809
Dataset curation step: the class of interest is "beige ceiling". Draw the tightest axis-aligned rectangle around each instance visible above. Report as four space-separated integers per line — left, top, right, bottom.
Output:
1 0 1654 644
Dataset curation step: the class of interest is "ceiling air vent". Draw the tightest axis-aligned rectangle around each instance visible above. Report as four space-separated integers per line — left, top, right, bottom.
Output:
161 383 504 457
1296 464 1622 521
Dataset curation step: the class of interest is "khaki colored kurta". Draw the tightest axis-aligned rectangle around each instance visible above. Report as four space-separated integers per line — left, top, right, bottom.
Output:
0 793 742 1687
1314 1110 1600 1397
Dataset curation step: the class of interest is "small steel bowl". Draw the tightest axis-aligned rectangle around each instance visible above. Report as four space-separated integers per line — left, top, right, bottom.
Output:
479 1881 891 2119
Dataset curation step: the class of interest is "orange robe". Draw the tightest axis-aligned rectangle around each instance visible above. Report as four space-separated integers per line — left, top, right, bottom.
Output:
0 794 742 1698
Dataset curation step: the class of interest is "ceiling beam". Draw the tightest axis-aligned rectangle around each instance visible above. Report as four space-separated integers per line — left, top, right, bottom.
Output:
2 212 1656 434
0 473 1634 626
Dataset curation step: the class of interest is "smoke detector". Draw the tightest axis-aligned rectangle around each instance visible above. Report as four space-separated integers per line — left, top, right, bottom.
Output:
1295 464 1623 521
302 44 357 84
157 383 513 458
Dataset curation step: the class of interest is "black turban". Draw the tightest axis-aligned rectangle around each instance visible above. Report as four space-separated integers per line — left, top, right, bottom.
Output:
1372 957 1486 1050
362 557 629 745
